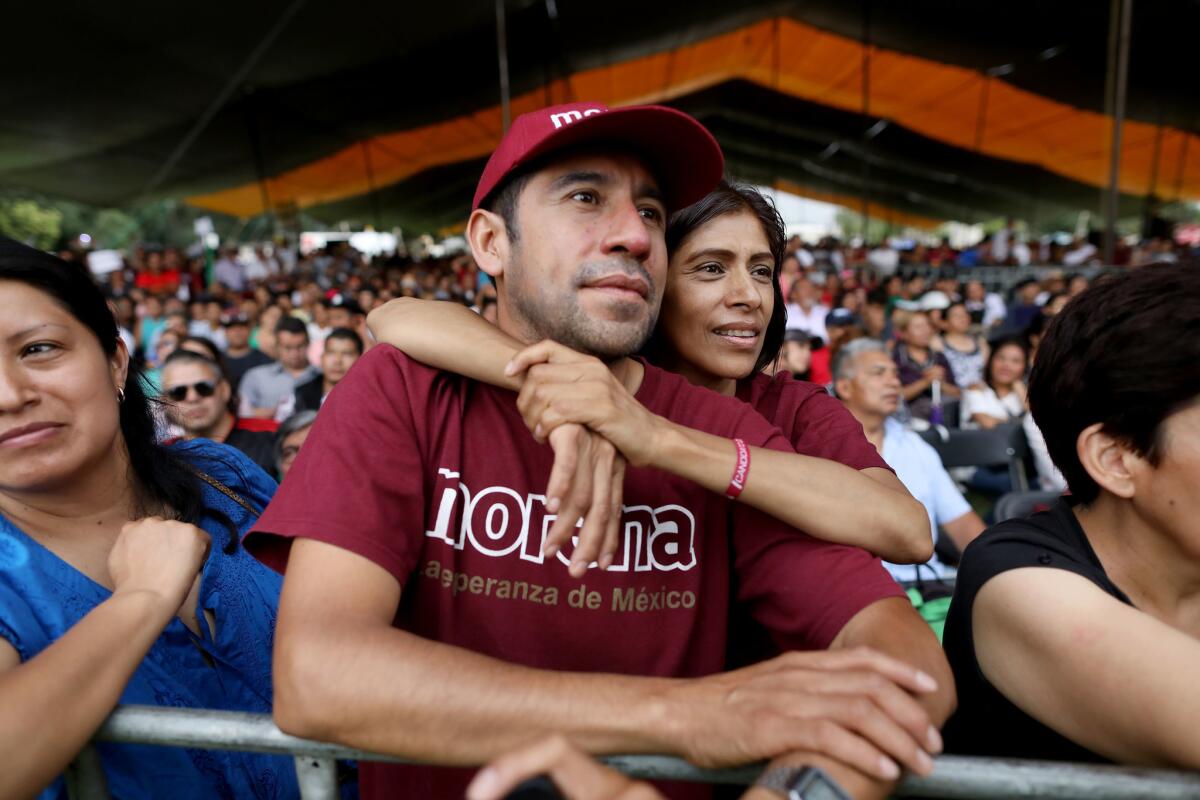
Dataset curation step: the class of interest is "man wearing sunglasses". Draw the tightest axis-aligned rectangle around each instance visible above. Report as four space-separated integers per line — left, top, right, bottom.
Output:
160 349 278 474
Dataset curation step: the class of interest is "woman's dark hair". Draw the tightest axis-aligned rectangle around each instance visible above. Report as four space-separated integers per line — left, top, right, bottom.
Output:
982 336 1029 393
0 237 241 552
1029 262 1200 505
664 180 788 375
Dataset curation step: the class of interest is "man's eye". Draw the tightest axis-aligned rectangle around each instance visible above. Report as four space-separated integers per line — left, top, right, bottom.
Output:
639 206 663 222
700 262 725 275
570 191 597 204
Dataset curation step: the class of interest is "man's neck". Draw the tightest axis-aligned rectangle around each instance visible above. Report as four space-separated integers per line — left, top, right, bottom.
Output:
848 406 887 454
189 412 236 443
322 378 336 397
1078 496 1200 631
496 309 645 395
226 344 250 357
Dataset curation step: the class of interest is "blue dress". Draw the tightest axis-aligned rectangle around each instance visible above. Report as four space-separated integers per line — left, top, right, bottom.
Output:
0 439 298 799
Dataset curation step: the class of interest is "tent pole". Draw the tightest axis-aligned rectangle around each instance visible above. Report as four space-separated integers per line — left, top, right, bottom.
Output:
1104 0 1133 264
1142 118 1164 237
138 0 309 200
973 77 991 152
361 141 383 230
243 93 275 234
859 0 872 243
1172 125 1190 202
496 0 512 133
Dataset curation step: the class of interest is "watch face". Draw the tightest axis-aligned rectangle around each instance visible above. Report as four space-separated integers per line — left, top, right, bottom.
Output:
795 778 847 800
788 767 852 800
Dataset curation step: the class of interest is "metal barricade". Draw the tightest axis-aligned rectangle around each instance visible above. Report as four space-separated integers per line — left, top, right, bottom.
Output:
65 705 1200 800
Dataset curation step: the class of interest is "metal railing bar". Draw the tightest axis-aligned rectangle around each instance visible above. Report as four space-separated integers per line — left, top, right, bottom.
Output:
293 755 338 800
64 744 110 800
91 706 1200 800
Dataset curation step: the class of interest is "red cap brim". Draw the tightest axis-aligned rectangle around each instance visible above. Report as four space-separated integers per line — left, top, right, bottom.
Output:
474 105 724 213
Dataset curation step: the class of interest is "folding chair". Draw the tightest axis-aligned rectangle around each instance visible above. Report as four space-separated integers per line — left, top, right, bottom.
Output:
918 421 1030 492
993 490 1061 522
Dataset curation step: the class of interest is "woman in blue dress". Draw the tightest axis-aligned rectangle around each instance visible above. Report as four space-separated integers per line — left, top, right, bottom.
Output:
0 237 297 799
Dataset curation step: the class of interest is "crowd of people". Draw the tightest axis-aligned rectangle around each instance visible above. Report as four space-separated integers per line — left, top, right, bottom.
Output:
2 99 1199 800
782 223 1196 273
76 218 1104 493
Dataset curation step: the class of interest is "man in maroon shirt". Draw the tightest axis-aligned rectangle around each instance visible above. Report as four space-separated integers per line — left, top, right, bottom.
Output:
247 103 953 800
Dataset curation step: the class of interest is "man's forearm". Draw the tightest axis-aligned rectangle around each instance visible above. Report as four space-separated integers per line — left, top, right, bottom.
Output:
274 619 685 764
744 598 956 800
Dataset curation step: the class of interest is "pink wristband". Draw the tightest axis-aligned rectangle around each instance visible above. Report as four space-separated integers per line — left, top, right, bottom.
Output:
725 438 750 499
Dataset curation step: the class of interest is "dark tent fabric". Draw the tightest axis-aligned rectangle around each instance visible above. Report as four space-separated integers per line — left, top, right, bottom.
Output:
3 2 1192 230
305 80 1145 233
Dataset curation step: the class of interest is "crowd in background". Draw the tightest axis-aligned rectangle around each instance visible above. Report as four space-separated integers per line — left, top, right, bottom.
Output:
66 231 1174 496
39 228 1170 622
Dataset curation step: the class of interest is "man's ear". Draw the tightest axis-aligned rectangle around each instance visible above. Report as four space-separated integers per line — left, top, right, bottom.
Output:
833 376 850 400
1076 422 1139 499
467 209 508 282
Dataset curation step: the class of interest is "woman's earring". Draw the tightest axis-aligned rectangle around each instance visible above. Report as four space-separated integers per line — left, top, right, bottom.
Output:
117 387 126 404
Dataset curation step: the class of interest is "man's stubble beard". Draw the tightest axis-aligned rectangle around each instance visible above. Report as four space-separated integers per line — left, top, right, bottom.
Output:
175 407 225 439
506 243 661 360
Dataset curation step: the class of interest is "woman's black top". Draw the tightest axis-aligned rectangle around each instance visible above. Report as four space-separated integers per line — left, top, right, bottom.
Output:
943 499 1132 762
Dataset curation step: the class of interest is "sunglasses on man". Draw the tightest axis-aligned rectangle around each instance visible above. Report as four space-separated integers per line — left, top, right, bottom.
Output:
165 381 218 402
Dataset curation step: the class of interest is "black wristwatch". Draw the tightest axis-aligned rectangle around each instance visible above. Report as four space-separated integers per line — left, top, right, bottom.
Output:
754 765 852 800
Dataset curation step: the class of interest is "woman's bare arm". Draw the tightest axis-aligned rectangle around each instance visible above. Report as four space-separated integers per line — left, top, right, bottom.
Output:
0 518 208 798
367 298 523 390
371 301 929 561
970 412 1008 430
975 568 1200 767
512 344 931 563
637 416 931 563
0 592 179 798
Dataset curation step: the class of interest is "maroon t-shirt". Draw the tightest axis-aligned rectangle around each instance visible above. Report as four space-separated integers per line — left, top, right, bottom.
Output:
737 371 890 473
246 346 902 799
729 371 896 665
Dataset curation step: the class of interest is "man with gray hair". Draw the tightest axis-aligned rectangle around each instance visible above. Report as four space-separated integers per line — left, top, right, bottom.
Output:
834 339 985 583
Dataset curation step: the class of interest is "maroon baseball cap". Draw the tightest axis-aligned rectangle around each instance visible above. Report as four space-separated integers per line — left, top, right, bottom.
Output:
472 101 724 213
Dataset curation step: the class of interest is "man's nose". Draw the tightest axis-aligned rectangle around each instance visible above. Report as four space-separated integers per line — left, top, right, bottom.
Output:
602 201 652 261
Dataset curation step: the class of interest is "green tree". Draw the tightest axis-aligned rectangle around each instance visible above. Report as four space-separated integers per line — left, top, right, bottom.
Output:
0 198 62 249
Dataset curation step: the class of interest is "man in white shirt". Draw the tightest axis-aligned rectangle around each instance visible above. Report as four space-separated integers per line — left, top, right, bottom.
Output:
784 276 829 342
834 339 986 582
